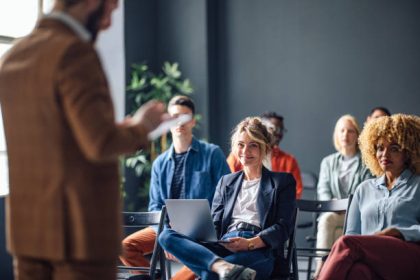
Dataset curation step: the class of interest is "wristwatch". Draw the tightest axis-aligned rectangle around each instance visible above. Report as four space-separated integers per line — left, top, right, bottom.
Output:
247 240 255 251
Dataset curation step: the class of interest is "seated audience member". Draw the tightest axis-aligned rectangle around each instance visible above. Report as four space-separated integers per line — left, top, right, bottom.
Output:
227 112 303 198
318 114 420 280
314 115 372 276
366 106 391 123
120 95 230 280
159 117 296 280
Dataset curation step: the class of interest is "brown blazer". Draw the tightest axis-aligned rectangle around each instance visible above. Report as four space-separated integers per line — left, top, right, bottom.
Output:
0 18 148 261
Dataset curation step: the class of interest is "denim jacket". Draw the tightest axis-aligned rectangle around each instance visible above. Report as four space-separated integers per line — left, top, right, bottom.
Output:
148 137 230 211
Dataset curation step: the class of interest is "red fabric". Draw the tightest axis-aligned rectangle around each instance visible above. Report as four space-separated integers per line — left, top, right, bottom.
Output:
318 235 420 280
227 146 303 198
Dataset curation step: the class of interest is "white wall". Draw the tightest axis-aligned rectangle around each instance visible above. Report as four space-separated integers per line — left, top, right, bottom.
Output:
96 1 126 122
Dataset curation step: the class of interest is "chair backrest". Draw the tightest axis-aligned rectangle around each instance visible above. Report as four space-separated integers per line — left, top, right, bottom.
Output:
293 197 353 280
297 198 349 213
119 206 167 280
297 195 353 234
123 210 163 228
295 172 318 260
300 172 318 190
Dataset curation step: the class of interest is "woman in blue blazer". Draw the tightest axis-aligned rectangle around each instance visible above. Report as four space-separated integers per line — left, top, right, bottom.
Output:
159 117 296 280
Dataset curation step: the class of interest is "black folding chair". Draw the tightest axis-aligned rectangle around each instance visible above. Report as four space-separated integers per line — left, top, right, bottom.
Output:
294 196 353 280
271 207 299 280
295 172 318 242
117 206 168 280
300 172 318 198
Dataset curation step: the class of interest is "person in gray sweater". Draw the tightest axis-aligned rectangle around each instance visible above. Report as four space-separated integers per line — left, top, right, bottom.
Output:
314 114 372 277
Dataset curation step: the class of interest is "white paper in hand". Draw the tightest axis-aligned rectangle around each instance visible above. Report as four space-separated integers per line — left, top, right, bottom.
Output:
148 114 192 140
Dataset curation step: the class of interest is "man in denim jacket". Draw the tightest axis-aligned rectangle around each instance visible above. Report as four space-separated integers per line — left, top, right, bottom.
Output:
120 95 230 279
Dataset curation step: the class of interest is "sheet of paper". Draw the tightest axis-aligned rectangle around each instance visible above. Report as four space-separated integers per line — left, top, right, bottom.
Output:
147 114 192 140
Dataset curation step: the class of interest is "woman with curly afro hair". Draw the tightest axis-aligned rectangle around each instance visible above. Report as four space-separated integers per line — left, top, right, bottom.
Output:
318 114 420 280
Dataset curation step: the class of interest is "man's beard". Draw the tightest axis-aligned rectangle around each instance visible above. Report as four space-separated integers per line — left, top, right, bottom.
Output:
85 0 106 42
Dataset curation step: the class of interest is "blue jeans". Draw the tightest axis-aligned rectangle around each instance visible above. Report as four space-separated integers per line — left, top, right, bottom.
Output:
158 229 275 280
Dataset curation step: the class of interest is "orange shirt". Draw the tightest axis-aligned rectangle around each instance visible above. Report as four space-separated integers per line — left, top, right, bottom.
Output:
227 146 303 198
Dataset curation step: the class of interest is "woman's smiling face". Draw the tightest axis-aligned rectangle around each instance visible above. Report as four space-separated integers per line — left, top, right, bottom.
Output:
235 132 263 169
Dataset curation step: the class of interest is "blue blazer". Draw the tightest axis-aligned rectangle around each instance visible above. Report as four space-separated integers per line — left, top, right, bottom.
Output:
211 167 296 250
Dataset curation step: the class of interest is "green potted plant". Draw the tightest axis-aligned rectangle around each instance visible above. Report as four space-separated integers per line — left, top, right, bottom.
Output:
123 62 194 211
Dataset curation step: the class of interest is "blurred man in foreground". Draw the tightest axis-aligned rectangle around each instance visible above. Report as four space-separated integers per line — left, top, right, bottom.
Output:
0 0 166 279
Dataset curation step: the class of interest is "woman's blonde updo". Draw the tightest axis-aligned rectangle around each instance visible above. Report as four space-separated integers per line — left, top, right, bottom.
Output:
231 117 274 157
358 114 420 176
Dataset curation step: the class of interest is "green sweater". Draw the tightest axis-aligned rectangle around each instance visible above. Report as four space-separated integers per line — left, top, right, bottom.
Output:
317 152 372 200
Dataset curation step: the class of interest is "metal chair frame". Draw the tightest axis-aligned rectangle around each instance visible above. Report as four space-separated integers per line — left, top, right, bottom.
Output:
294 197 352 280
271 207 299 280
118 206 168 280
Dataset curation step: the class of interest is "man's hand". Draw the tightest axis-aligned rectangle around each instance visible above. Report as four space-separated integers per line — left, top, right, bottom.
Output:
375 227 404 239
127 100 168 132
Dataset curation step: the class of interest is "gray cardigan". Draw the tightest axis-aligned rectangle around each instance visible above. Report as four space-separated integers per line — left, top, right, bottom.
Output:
317 152 372 200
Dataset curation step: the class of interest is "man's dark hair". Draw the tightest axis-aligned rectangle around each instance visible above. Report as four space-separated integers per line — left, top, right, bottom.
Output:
369 106 391 117
260 111 283 122
168 95 195 115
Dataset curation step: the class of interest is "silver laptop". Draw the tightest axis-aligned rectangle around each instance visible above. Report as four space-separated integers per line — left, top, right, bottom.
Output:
165 199 228 243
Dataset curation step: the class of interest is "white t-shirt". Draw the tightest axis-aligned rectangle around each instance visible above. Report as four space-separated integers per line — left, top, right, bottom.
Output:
338 155 358 197
228 178 261 232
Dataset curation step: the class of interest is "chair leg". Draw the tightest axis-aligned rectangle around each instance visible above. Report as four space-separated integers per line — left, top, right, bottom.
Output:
293 251 299 280
165 260 172 280
159 249 166 280
292 247 299 280
306 256 313 280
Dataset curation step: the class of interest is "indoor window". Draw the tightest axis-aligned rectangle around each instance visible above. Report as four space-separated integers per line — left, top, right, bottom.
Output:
0 0 45 196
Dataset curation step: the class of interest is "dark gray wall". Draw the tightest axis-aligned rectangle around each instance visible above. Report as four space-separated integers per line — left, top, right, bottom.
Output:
156 0 209 139
126 0 420 175
214 0 420 174
124 0 420 207
124 0 157 96
125 0 209 139
123 0 160 211
124 0 210 210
